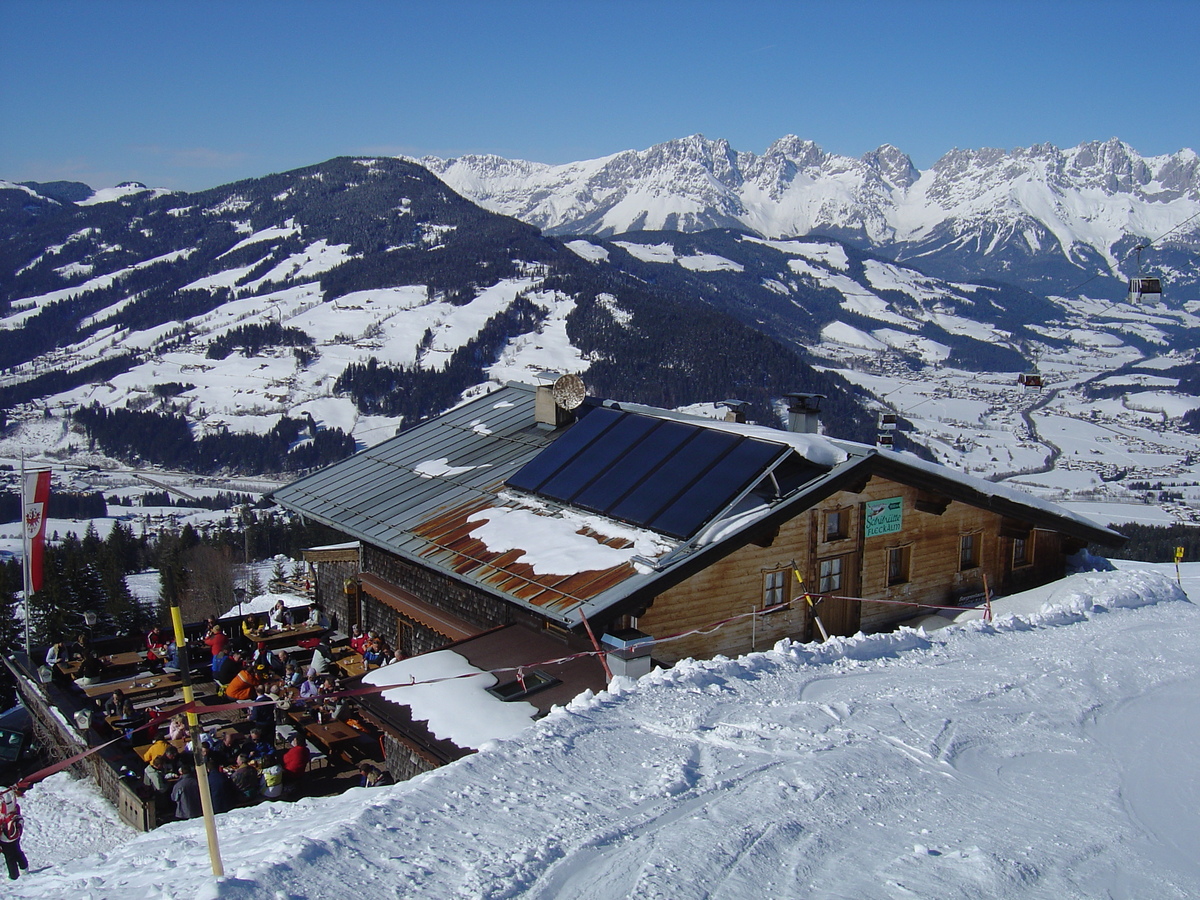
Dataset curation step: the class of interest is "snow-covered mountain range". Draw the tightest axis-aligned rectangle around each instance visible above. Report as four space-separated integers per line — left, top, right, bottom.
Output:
424 135 1200 295
2 153 1199 525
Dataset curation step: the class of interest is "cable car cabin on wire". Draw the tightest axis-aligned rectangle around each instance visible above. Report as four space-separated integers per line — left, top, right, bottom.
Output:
1018 371 1044 390
1128 276 1162 304
876 412 897 448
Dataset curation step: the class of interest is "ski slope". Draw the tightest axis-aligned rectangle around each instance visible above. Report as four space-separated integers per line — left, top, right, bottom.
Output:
8 560 1200 899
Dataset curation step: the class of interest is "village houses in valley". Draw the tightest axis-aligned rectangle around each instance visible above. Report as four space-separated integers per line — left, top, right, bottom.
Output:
275 378 1126 780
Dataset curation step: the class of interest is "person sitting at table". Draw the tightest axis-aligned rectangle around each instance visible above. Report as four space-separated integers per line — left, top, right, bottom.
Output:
143 737 174 766
270 649 291 678
241 726 275 762
103 688 127 719
268 600 292 629
166 714 189 742
162 641 183 673
259 752 285 801
281 733 310 795
357 761 394 788
201 748 237 814
208 730 240 768
241 615 264 642
225 665 259 703
44 641 64 668
216 649 244 687
248 685 277 744
114 699 145 739
310 640 333 675
298 669 321 706
73 651 105 686
143 755 173 818
145 625 170 661
171 761 202 820
362 638 388 670
230 754 259 802
68 632 91 661
282 661 302 689
251 641 273 669
349 625 369 655
203 624 228 660
319 675 347 722
306 604 330 629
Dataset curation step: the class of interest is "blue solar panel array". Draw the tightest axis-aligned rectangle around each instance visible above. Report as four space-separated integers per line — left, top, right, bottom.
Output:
506 407 792 539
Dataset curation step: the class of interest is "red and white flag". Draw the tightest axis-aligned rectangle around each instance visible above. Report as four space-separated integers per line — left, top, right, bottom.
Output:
23 469 50 592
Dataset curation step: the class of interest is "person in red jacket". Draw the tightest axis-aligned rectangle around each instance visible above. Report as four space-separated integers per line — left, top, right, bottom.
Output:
203 624 228 659
282 733 310 797
0 801 27 880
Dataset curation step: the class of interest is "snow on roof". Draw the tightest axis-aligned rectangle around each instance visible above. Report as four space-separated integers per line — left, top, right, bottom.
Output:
363 649 538 749
885 449 1124 539
617 402 850 468
465 502 671 576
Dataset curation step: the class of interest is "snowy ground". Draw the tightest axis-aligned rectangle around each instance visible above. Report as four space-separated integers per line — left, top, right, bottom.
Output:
6 560 1200 898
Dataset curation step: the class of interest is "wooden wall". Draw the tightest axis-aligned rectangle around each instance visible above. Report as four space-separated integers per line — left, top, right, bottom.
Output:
637 474 1069 664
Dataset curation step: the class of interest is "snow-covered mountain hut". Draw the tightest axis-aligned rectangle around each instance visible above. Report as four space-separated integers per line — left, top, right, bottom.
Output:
274 381 1125 777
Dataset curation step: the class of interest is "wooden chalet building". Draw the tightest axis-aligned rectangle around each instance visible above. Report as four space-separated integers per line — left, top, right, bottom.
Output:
275 381 1124 775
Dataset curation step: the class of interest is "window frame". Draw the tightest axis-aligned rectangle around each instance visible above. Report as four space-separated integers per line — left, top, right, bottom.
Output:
959 532 982 571
887 545 911 586
1012 535 1032 568
763 568 788 607
824 508 848 542
818 556 844 594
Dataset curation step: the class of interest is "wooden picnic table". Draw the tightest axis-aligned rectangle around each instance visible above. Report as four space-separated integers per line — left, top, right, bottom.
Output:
334 649 367 679
58 649 149 677
305 720 360 754
81 671 183 703
246 623 327 650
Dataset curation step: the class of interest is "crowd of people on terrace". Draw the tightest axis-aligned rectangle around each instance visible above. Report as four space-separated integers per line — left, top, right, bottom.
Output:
40 600 400 824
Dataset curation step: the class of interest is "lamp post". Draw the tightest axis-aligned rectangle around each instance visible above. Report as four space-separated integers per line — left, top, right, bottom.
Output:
233 586 246 620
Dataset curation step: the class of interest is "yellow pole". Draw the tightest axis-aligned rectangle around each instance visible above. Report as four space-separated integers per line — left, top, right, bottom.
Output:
169 604 224 876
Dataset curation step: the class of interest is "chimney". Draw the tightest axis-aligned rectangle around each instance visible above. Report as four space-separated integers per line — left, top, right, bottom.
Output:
784 392 825 434
719 399 748 424
601 628 654 679
534 372 586 429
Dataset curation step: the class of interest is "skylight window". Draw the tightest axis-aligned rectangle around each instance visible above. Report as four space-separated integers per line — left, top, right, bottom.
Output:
487 670 560 702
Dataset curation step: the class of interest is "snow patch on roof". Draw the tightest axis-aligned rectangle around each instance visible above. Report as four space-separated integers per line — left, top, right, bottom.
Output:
414 458 490 479
467 503 671 576
364 649 537 749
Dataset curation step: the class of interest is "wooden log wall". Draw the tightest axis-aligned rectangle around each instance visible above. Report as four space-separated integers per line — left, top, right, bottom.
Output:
638 474 1068 664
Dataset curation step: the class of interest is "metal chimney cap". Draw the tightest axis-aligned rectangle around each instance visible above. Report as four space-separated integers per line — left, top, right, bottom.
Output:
783 392 826 411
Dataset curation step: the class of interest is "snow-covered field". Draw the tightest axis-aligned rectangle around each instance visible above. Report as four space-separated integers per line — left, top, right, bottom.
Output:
8 559 1200 898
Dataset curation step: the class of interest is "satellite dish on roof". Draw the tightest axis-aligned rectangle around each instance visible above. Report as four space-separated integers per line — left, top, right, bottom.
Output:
551 373 586 411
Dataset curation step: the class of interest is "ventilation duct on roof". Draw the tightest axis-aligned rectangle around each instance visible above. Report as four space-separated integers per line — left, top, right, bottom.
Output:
784 392 825 434
720 399 749 424
534 373 585 429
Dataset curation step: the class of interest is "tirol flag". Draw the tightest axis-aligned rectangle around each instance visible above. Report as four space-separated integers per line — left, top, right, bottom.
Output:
23 469 50 592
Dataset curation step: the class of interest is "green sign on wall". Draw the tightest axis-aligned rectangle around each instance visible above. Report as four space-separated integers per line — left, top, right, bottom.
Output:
864 496 903 537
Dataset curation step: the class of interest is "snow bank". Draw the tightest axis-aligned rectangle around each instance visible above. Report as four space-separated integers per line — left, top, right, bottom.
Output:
8 565 1199 899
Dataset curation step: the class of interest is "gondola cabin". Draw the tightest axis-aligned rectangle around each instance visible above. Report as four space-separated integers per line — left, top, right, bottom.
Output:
1128 277 1162 303
878 413 898 431
1018 372 1043 390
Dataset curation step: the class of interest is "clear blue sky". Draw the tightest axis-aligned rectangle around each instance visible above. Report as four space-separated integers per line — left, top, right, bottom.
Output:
3 0 1197 193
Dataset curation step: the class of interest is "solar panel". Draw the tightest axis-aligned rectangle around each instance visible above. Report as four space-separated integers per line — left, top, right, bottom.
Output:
505 407 798 539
